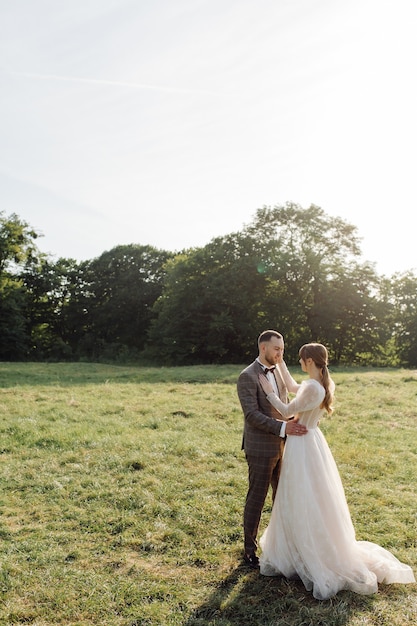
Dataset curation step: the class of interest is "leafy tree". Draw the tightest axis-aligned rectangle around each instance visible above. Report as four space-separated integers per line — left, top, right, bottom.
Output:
80 244 173 360
311 261 385 364
0 278 28 359
388 271 417 366
147 231 290 363
0 212 41 360
242 203 378 363
0 211 40 273
148 203 389 365
21 257 88 359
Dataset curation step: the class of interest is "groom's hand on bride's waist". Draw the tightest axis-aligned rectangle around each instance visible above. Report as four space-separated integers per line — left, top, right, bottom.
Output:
285 420 307 436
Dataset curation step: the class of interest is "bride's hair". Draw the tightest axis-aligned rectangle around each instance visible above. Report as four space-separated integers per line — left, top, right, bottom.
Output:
299 343 333 414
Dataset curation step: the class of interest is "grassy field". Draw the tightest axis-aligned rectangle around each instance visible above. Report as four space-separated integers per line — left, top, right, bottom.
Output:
0 362 416 626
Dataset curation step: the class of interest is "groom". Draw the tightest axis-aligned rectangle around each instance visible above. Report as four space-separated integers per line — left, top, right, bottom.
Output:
237 330 307 568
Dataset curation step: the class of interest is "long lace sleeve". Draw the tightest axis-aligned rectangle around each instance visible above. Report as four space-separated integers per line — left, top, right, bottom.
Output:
277 361 300 393
265 380 325 419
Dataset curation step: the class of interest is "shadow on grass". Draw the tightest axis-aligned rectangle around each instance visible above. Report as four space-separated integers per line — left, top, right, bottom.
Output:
182 563 373 626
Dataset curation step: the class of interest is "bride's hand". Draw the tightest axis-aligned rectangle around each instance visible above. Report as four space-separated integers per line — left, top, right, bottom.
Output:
259 373 273 394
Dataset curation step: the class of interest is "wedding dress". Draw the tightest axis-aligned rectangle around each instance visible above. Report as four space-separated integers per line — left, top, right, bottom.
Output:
259 367 415 601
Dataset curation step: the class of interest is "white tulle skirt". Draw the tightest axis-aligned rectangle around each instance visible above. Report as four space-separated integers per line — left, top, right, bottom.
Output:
259 428 415 600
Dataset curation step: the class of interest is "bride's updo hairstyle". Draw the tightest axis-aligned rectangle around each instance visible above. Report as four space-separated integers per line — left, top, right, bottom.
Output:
299 343 334 414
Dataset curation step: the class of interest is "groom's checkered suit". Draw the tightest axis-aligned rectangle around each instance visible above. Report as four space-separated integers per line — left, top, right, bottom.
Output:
237 359 288 556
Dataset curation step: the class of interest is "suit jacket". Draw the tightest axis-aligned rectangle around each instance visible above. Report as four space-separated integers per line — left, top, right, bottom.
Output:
237 359 288 458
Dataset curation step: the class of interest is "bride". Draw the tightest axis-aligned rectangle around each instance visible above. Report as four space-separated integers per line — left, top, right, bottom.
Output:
258 343 415 600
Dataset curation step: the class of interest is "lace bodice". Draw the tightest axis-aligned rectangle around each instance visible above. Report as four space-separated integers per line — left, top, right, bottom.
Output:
266 378 331 429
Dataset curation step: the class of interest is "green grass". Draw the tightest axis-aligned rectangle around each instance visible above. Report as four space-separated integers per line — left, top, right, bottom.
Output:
0 362 416 625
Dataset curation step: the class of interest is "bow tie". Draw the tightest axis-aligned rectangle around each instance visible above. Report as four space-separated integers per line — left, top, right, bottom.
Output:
264 367 276 374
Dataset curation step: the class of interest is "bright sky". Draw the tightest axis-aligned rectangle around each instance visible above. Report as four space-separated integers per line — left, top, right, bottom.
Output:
1 0 416 276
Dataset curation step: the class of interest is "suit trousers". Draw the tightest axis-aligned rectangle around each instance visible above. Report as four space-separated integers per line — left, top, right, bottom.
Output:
243 451 282 555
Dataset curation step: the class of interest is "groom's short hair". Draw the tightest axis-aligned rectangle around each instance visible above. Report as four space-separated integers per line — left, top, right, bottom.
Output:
258 330 283 347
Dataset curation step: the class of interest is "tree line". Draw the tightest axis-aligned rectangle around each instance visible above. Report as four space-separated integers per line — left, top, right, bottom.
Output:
1 204 416 366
